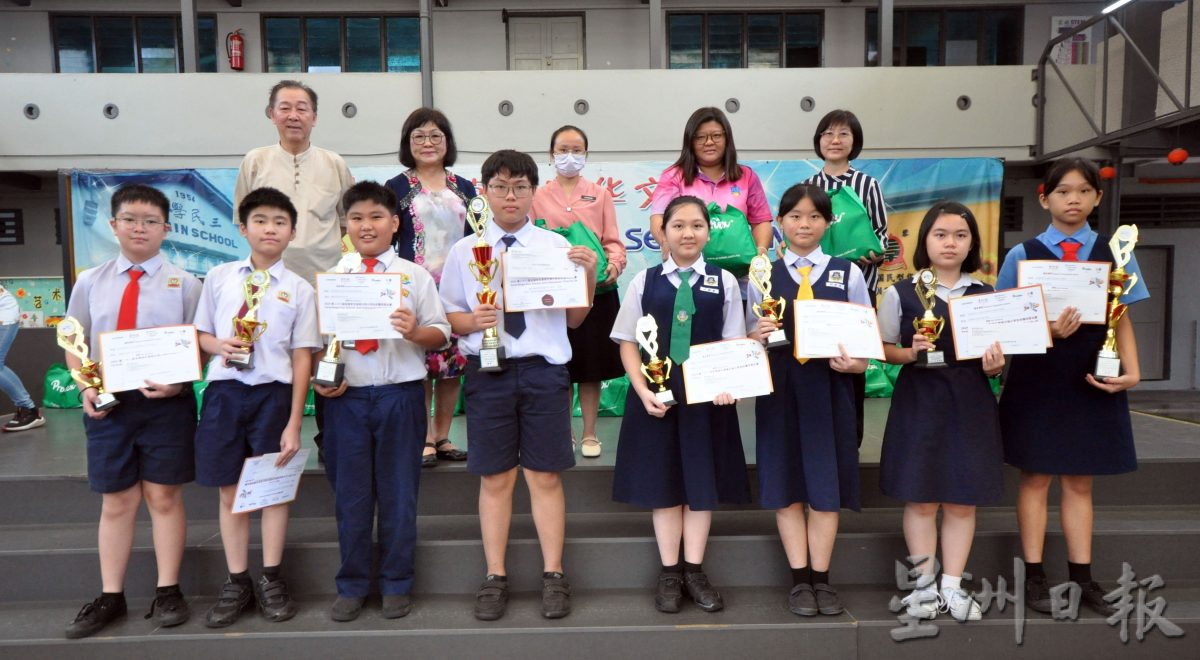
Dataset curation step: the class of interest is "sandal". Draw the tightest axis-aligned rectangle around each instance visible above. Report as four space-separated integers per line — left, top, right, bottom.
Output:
422 442 439 468
580 436 601 458
435 438 468 461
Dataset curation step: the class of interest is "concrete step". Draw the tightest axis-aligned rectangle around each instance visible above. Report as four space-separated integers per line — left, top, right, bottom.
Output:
3 507 1200 602
2 585 1197 659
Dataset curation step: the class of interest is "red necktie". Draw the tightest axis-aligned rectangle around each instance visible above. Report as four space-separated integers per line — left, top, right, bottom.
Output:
355 258 381 355
116 268 144 330
1060 240 1081 262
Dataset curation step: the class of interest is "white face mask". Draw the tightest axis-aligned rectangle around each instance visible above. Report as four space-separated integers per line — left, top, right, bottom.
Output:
553 153 586 176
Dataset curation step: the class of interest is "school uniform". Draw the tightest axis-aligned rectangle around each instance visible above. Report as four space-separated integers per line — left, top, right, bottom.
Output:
65 254 202 493
995 225 1148 475
877 274 1003 505
322 248 451 598
610 255 750 510
440 219 578 476
747 249 866 512
193 258 321 487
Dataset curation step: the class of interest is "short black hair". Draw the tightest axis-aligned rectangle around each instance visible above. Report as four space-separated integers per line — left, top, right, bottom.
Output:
913 200 983 273
481 149 539 187
267 80 318 113
398 107 458 168
662 195 710 227
672 107 742 186
238 187 298 227
550 125 589 152
777 184 833 223
110 183 170 220
1043 157 1101 194
342 181 398 214
813 109 864 161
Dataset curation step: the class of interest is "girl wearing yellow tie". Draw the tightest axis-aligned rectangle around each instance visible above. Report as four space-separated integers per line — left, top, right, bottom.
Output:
746 184 869 617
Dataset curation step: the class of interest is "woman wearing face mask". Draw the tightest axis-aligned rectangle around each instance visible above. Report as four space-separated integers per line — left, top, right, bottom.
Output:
531 125 626 458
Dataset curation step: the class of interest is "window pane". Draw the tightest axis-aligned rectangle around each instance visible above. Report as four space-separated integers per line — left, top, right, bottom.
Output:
945 11 977 66
668 14 702 69
747 14 780 68
55 16 95 73
707 14 742 68
386 17 420 72
138 17 178 73
306 17 341 72
346 17 382 72
785 13 821 68
96 16 136 73
265 17 302 72
983 9 1022 65
865 10 878 66
198 16 217 72
903 11 940 66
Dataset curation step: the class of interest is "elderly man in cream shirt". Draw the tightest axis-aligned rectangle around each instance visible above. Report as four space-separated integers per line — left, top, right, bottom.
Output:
235 80 354 285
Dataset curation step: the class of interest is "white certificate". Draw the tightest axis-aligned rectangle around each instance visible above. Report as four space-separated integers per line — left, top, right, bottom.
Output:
793 300 885 360
231 449 311 514
98 325 202 393
501 247 589 311
948 286 1052 359
1017 260 1110 324
682 338 774 404
315 272 405 340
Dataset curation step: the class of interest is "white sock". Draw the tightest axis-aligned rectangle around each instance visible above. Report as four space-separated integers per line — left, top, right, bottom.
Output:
941 574 962 592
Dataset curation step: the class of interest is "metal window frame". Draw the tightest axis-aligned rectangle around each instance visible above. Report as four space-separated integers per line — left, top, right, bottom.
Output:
50 12 216 73
865 5 1023 67
666 10 824 70
260 13 420 74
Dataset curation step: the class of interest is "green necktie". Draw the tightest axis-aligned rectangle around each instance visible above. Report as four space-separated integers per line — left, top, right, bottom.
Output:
670 267 696 364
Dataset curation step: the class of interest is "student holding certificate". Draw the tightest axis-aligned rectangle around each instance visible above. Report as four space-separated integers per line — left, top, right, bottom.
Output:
877 201 1005 623
612 195 749 614
995 158 1149 617
746 184 867 618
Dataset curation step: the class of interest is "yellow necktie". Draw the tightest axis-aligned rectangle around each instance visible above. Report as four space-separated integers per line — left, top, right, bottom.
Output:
795 264 814 364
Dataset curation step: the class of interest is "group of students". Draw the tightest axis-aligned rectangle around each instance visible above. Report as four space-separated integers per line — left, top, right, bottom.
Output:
59 86 1146 638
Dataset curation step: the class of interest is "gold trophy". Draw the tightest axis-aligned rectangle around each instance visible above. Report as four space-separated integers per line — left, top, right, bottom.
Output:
56 316 119 411
228 269 270 370
313 336 345 387
912 269 947 368
466 196 505 372
1094 225 1140 379
635 314 677 406
748 254 789 348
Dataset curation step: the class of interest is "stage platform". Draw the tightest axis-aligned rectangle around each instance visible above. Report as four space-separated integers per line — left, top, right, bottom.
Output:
1 397 1198 658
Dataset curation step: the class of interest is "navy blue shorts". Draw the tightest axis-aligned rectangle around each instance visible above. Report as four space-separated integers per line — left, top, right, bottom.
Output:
195 380 293 487
464 356 575 476
84 391 197 494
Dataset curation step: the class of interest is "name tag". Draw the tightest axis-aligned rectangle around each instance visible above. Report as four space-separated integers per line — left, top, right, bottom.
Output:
699 286 720 295
825 281 845 290
580 195 597 201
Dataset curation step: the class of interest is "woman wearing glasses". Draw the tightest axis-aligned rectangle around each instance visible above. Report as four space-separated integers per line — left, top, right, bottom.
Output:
384 108 475 467
649 107 774 261
531 126 627 458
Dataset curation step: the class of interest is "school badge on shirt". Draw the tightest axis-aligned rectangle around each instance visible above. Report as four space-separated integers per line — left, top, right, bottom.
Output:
826 270 845 290
700 273 720 294
166 277 182 289
277 291 291 304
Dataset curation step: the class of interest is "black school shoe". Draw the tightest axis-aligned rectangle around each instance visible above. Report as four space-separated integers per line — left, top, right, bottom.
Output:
205 577 254 628
813 583 844 615
788 583 819 617
474 575 510 621
145 585 190 627
1025 575 1054 614
1080 581 1119 616
542 573 571 619
655 572 684 613
65 594 127 639
683 572 724 612
256 575 298 622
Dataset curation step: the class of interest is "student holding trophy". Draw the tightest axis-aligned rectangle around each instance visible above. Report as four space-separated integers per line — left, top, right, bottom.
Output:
995 158 1149 617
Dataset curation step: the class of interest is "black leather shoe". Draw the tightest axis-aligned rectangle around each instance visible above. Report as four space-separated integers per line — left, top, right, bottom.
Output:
1080 581 1118 616
422 443 439 468
683 571 724 612
542 573 571 619
655 572 684 613
65 595 126 639
475 575 509 621
435 439 468 461
788 583 818 617
813 583 844 615
1025 575 1053 614
330 596 365 622
146 585 189 627
205 577 254 628
382 594 413 619
256 575 298 622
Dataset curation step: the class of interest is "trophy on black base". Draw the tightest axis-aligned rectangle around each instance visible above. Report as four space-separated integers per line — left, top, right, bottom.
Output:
56 316 119 411
1094 225 1140 379
912 269 947 368
229 269 270 370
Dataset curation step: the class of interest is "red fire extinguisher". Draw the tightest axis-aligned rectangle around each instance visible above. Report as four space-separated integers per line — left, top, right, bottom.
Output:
226 30 245 71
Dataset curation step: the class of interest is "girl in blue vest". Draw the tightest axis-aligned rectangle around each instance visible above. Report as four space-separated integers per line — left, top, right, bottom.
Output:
747 184 868 617
995 158 1148 616
611 195 749 614
878 201 1005 622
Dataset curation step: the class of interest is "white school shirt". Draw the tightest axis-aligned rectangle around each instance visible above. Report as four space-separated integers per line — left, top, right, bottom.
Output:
66 253 203 352
328 249 451 387
440 219 575 365
744 247 871 330
0 286 18 325
195 257 322 386
877 272 984 344
610 254 746 344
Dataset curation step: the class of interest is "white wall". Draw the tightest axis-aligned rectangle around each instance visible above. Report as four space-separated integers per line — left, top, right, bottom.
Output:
0 182 62 278
0 11 54 74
